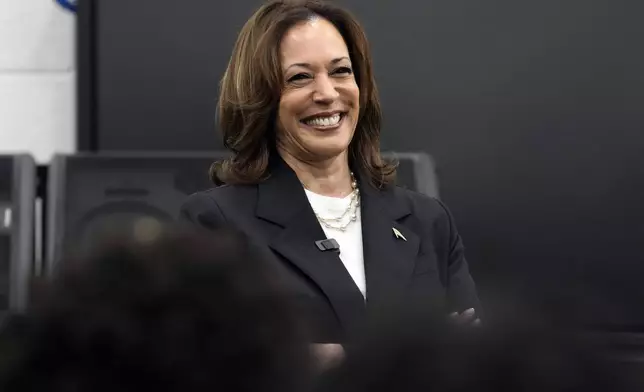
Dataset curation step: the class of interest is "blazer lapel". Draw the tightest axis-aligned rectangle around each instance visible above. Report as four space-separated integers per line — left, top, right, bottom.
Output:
256 159 366 334
359 178 421 314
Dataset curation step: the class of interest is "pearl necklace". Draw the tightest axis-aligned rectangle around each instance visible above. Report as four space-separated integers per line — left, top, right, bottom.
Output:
306 172 360 232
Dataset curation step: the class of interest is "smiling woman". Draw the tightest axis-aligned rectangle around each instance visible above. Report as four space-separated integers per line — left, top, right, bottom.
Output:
213 0 388 188
181 0 481 347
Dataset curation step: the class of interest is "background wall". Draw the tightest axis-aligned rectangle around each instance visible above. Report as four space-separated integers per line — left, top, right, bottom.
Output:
0 0 76 163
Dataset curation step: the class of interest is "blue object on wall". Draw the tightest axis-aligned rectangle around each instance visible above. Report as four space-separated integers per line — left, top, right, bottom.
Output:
56 0 77 12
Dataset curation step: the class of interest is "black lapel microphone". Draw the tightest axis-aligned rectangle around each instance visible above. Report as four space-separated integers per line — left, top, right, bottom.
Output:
315 238 340 252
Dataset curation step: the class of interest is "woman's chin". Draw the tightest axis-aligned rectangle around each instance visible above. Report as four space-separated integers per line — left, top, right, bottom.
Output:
292 122 355 160
303 141 350 161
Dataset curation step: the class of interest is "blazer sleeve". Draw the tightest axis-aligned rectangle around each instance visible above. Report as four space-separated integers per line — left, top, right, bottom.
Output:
434 198 482 315
178 192 228 230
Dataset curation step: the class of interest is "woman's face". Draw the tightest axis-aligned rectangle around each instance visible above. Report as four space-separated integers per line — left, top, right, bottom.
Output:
276 17 360 163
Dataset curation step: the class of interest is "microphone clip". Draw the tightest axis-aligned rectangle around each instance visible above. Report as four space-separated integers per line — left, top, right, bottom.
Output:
315 238 340 252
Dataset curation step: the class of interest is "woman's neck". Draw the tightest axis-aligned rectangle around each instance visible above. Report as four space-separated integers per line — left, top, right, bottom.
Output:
280 150 353 198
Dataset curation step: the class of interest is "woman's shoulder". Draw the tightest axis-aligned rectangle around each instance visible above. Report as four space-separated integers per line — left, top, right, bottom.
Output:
388 185 456 230
182 184 257 213
390 185 447 214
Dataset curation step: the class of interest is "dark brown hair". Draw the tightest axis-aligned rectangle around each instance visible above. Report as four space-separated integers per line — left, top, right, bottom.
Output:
212 0 396 188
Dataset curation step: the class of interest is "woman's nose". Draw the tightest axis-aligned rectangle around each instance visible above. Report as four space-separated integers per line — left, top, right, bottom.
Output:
312 75 340 104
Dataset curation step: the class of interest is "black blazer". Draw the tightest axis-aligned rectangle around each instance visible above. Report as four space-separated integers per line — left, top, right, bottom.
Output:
179 159 480 342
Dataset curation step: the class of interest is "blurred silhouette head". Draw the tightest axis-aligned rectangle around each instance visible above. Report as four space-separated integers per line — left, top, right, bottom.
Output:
213 0 395 188
319 310 639 392
0 227 310 392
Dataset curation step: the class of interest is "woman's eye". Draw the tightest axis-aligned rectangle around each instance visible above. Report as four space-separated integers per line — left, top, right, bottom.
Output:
288 73 310 82
334 67 353 75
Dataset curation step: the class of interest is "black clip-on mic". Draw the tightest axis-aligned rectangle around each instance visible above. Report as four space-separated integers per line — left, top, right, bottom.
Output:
315 238 340 252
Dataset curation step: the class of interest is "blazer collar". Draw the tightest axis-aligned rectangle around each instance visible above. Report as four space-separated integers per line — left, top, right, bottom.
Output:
255 157 421 339
355 171 421 317
256 158 412 222
255 157 310 226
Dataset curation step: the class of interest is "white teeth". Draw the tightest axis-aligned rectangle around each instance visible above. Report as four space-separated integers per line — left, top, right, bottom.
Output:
304 114 341 127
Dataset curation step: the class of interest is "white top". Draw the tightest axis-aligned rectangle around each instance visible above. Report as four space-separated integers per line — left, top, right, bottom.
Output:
304 189 366 298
